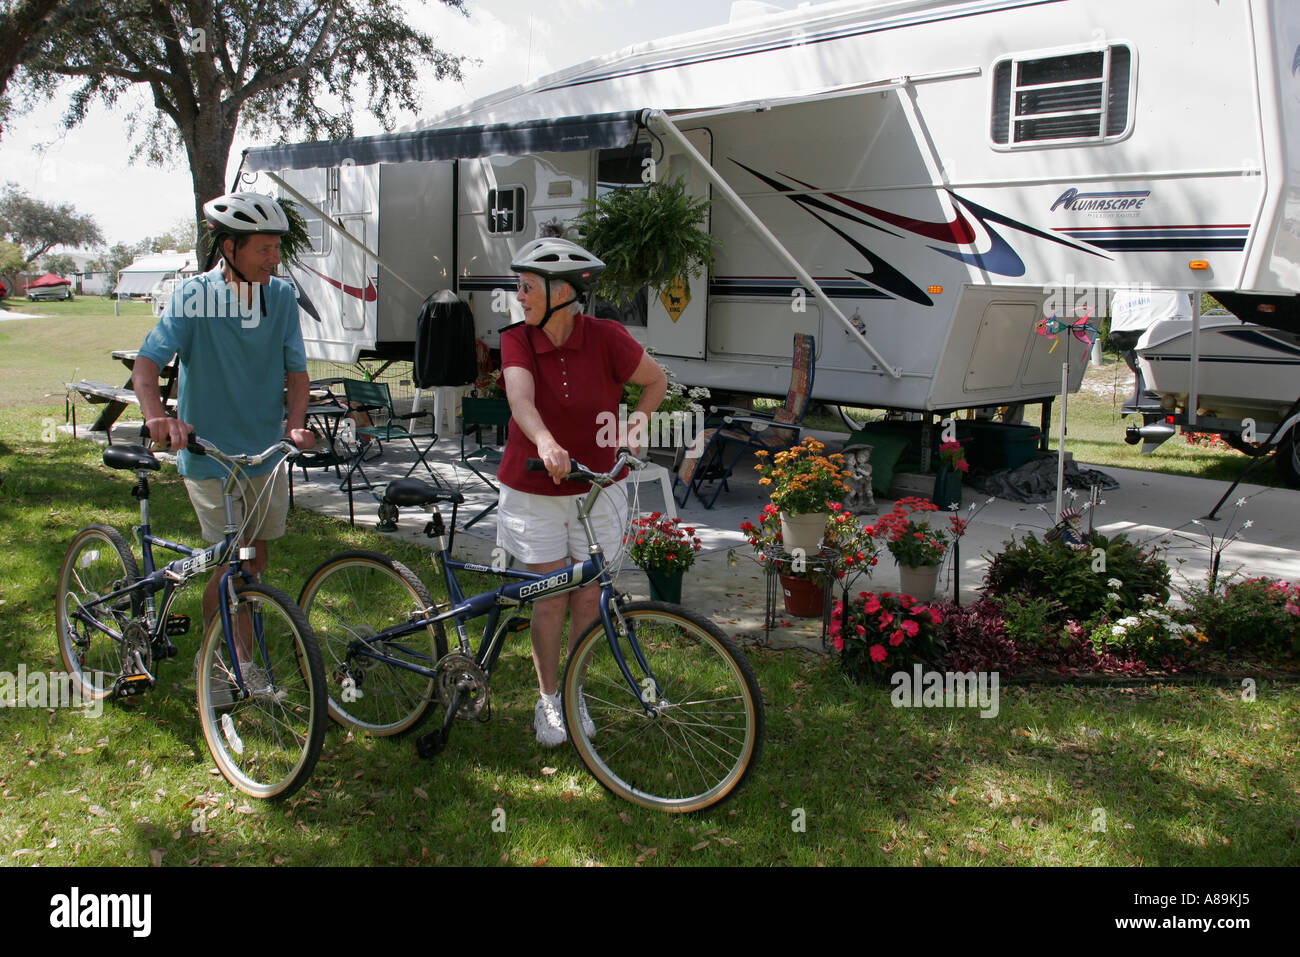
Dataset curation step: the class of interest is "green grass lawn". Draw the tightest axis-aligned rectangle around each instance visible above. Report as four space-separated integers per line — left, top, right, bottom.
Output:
1 311 1296 866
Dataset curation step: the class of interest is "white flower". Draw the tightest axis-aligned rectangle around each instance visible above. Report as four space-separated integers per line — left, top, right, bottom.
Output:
1107 592 1122 602
1111 624 1128 637
1107 578 1123 588
1234 497 1248 507
1117 616 1140 628
1242 520 1254 529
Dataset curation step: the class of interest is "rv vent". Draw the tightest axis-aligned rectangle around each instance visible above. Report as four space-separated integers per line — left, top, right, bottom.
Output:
991 45 1132 148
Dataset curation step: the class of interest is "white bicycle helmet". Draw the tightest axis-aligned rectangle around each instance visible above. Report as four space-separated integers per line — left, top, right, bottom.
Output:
510 238 605 328
203 192 289 237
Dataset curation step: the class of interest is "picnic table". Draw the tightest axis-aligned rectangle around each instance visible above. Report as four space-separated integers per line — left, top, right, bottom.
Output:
65 350 179 439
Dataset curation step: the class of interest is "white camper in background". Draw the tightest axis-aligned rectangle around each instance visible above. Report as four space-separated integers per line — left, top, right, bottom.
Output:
240 0 1300 434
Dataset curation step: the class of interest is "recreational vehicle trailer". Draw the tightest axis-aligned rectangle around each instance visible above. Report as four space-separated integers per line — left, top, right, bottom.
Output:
239 0 1300 427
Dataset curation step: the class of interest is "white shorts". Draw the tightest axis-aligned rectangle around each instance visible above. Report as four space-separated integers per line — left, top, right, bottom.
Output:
496 481 629 566
184 470 289 544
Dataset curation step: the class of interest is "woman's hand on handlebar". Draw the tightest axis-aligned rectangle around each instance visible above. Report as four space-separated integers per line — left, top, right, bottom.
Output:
535 436 571 485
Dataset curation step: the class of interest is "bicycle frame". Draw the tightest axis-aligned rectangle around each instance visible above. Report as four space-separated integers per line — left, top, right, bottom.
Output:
69 440 295 694
332 460 663 741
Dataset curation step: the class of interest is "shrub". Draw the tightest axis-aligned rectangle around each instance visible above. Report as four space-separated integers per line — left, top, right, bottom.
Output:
939 597 1018 676
832 591 945 684
1185 578 1300 653
983 531 1169 622
1088 596 1203 666
994 593 1068 648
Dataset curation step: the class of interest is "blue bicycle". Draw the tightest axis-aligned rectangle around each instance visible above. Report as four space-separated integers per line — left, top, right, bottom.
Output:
55 435 327 801
297 452 764 813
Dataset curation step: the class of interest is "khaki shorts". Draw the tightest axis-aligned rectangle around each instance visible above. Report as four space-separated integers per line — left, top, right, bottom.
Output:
184 469 289 544
497 481 629 566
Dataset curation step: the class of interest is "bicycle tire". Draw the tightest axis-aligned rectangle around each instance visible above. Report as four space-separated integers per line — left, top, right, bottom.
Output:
298 550 446 737
196 582 327 801
562 600 764 813
55 524 142 700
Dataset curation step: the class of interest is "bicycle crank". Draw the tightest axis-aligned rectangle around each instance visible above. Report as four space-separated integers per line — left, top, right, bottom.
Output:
435 653 490 721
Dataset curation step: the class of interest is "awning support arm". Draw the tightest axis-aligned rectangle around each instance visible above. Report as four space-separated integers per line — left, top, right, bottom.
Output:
642 108 902 379
262 172 427 301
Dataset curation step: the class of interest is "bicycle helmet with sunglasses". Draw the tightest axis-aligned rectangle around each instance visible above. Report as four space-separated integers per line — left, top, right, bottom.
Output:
510 238 606 329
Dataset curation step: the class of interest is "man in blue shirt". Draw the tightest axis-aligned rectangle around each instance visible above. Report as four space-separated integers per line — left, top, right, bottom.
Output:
133 192 313 631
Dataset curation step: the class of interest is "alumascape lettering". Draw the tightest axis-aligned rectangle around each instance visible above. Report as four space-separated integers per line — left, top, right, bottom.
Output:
1050 187 1151 213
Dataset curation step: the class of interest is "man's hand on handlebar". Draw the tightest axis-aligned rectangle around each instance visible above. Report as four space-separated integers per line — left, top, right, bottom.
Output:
285 427 315 452
144 415 193 452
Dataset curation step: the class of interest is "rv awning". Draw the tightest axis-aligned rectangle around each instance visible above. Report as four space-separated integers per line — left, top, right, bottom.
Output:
242 110 646 172
114 271 169 296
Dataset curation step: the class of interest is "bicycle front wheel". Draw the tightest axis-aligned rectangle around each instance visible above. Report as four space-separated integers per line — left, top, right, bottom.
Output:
298 551 445 737
562 601 764 813
56 524 141 700
196 583 327 801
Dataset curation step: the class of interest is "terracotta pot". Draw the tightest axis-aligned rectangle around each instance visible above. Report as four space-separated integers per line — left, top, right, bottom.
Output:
645 568 684 604
779 573 825 618
898 563 941 602
779 510 826 555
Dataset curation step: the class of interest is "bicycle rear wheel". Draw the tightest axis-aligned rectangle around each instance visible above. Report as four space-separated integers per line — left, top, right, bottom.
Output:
562 600 764 813
196 583 326 801
298 551 445 736
55 524 141 700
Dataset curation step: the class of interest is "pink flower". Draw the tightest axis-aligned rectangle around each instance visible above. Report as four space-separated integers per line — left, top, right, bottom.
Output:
855 624 866 636
831 633 844 652
863 595 881 614
900 619 919 637
869 645 887 663
878 611 894 629
888 630 905 646
956 460 970 473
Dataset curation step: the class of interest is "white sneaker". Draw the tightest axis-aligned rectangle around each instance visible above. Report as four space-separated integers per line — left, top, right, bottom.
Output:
534 693 567 747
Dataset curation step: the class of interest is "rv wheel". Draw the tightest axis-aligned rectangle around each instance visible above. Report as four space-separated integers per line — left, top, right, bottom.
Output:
1276 429 1300 488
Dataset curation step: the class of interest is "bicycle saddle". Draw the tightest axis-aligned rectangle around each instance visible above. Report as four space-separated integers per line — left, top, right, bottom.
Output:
103 445 161 471
383 479 464 508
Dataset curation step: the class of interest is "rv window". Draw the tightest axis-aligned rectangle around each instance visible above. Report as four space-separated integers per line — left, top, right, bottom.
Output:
991 44 1132 147
487 186 526 234
596 142 654 189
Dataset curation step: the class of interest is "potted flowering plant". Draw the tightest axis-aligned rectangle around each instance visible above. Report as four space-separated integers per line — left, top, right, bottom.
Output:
626 513 702 603
740 502 878 617
933 437 969 509
831 590 946 684
871 496 950 600
754 437 850 554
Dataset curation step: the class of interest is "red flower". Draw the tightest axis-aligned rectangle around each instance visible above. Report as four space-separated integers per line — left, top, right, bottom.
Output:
869 645 887 663
831 633 844 652
900 619 919 637
878 611 894 629
863 595 881 614
888 630 905 646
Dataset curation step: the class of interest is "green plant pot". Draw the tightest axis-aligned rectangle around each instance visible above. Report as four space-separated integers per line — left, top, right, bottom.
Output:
932 464 962 510
646 568 684 604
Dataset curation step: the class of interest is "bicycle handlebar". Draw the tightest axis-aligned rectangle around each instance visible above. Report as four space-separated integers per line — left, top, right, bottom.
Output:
139 424 303 466
524 449 645 484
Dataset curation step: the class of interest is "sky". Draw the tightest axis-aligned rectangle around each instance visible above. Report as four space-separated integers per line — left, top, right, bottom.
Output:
0 0 814 251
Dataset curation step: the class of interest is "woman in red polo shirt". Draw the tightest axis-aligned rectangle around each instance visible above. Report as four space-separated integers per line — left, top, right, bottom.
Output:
498 238 667 747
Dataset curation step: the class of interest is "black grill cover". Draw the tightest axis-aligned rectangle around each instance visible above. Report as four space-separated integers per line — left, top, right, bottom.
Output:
414 290 476 388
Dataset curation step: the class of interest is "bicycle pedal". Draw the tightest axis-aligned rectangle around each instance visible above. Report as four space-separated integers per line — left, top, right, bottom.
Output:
506 618 530 633
415 730 444 759
115 673 153 697
165 614 189 637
